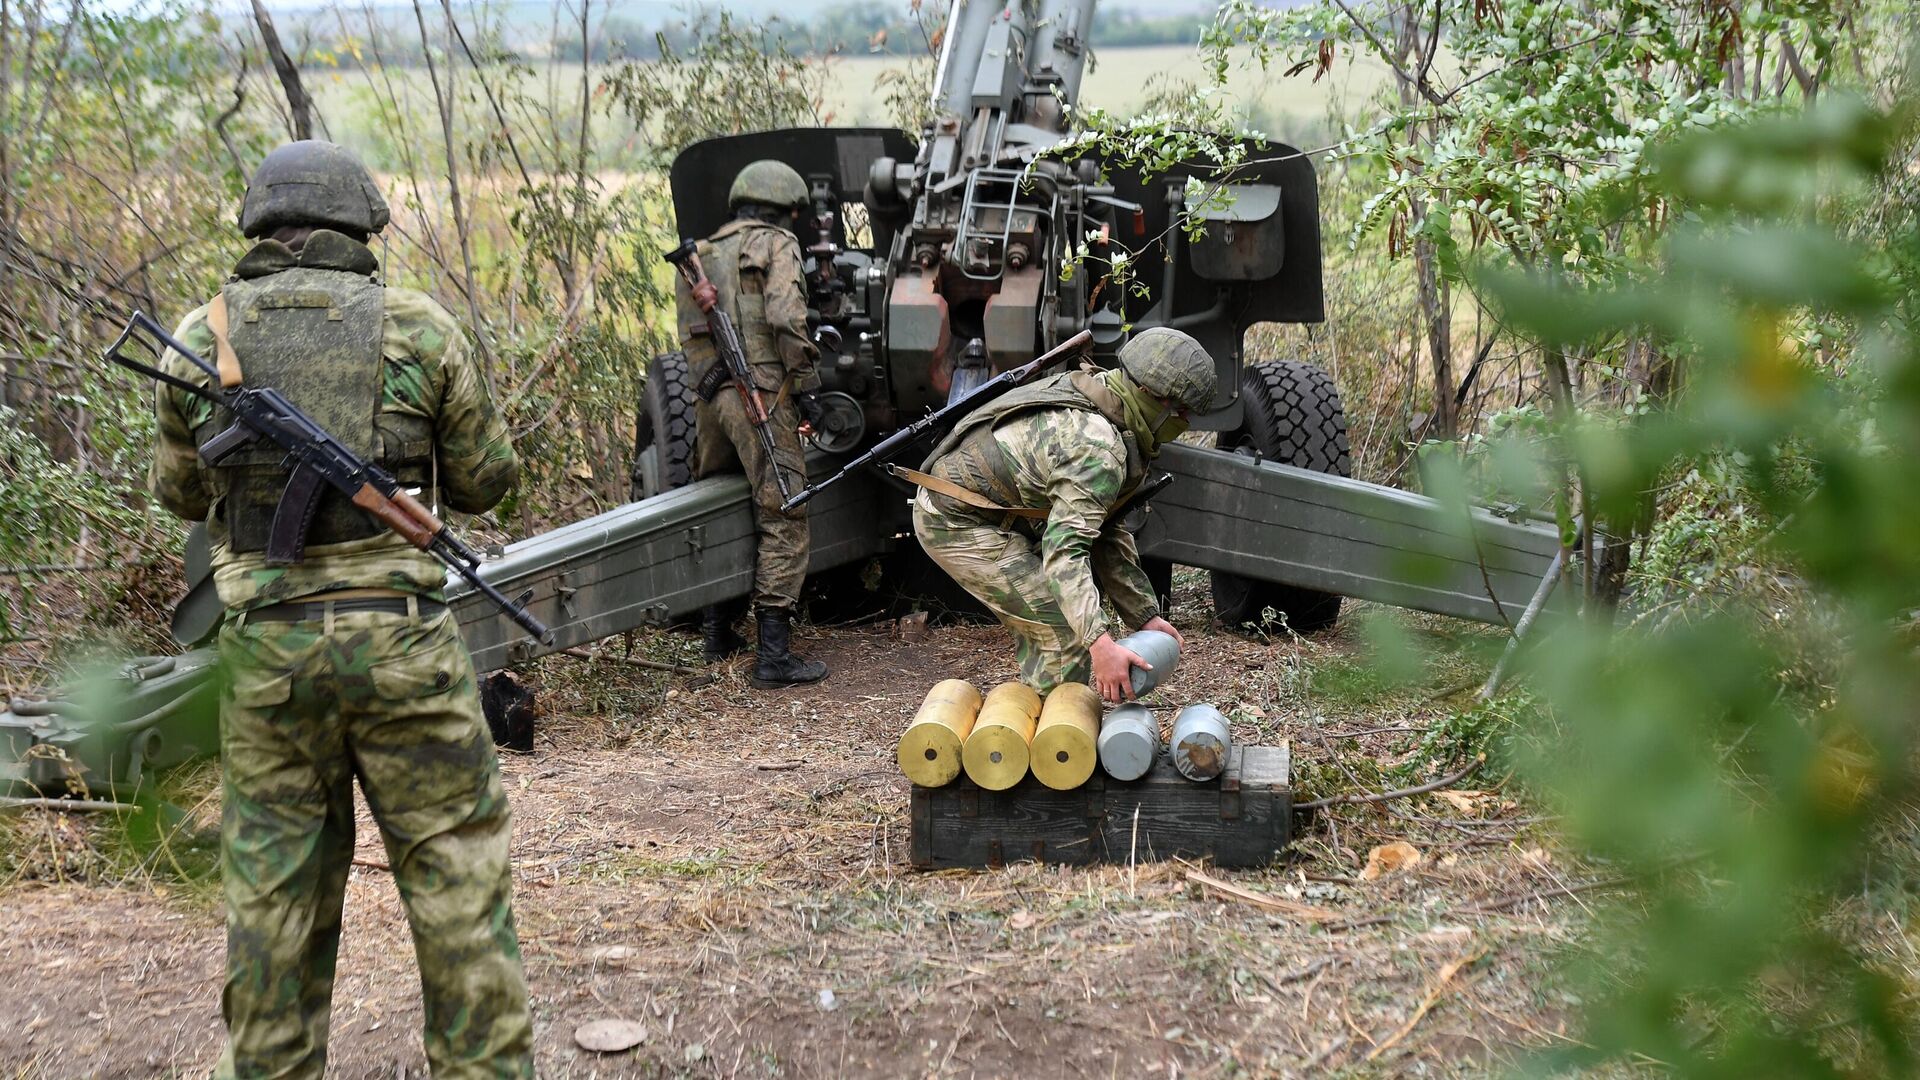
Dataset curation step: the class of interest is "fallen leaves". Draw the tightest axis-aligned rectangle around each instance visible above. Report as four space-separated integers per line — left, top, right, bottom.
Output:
1361 841 1423 881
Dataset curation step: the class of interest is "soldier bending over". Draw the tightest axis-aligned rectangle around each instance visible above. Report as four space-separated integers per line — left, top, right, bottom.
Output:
912 329 1218 702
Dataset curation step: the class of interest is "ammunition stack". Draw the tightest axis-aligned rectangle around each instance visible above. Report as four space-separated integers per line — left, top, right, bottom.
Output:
894 634 1239 792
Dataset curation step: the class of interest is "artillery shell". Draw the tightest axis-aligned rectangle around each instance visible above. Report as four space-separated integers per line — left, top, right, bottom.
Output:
1031 683 1100 790
897 679 984 787
1115 629 1180 697
1171 703 1232 781
1098 702 1159 781
962 681 1042 791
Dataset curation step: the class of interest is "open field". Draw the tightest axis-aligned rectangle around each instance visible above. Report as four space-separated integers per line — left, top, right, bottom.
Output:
307 44 1400 167
1 571 1596 1078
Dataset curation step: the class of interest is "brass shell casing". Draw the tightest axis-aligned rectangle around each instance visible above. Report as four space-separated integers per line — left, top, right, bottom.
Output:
962 682 1042 791
897 679 984 787
1031 683 1100 790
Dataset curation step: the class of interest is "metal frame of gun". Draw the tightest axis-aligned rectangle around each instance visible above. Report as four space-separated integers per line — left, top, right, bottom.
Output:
780 329 1094 513
664 239 796 504
106 311 554 645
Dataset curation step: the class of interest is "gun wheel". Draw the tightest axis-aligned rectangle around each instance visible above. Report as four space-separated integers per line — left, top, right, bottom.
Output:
1211 359 1351 634
630 352 698 500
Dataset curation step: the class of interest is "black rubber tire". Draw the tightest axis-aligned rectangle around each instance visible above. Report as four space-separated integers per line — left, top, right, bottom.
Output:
631 352 698 500
1211 360 1351 634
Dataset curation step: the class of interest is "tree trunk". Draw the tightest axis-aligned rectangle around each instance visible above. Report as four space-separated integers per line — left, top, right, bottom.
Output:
250 0 313 140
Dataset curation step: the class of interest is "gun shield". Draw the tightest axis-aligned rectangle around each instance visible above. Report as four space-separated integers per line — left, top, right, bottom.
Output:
962 682 1042 791
1031 682 1100 791
898 679 984 787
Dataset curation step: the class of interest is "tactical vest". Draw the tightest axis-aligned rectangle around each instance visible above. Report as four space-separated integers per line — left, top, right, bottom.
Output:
920 371 1149 522
687 219 779 371
192 265 416 556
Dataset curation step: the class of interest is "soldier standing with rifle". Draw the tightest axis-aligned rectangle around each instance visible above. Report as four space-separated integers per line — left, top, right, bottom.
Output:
911 329 1218 702
147 141 534 1078
674 159 830 689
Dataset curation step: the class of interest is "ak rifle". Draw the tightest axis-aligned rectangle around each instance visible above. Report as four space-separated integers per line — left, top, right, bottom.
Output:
780 329 1094 512
106 310 554 645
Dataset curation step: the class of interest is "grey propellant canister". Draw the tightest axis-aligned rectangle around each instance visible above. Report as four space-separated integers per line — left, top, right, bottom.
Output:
1116 629 1180 697
1171 704 1232 781
1098 703 1159 781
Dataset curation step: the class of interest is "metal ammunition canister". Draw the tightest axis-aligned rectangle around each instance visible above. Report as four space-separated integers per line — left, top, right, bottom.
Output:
897 679 984 787
1115 629 1180 697
962 682 1042 790
1171 703 1232 781
1098 702 1159 781
1030 682 1100 790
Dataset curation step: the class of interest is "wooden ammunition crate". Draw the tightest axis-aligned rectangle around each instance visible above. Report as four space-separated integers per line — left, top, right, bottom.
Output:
909 743 1291 869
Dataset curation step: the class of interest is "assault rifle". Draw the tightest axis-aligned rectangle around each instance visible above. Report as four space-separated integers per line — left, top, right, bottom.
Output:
663 238 795 503
780 329 1094 513
106 311 554 645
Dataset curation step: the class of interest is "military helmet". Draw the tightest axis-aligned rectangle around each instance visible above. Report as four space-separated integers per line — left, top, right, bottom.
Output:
1118 328 1217 413
728 160 809 210
238 140 391 239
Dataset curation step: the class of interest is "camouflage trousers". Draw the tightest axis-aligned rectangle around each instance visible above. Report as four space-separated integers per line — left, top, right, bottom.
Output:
911 491 1092 693
694 368 809 610
214 605 533 1080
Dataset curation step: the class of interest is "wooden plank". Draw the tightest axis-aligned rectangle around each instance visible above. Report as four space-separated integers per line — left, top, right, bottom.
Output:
909 741 1291 869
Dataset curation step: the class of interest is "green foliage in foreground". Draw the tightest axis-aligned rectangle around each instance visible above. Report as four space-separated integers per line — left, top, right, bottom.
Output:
1468 90 1920 1076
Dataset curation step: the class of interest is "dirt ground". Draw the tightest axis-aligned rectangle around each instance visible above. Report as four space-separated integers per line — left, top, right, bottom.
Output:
0 586 1594 1079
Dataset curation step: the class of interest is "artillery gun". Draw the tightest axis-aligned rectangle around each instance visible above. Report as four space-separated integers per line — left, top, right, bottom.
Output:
3 2 1578 797
636 0 1341 624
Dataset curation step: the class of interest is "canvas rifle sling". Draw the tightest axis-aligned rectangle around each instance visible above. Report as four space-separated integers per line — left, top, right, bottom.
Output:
887 465 1049 520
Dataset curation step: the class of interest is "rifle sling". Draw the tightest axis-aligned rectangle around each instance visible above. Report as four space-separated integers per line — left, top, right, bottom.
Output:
206 294 244 389
887 465 1049 520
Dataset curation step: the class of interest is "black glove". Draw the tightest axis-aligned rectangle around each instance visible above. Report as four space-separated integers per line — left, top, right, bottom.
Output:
796 391 826 428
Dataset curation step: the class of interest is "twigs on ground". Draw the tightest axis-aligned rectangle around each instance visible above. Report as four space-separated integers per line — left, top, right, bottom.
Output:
1461 874 1634 915
1364 948 1485 1062
1296 754 1486 812
0 796 139 813
1185 869 1340 923
562 647 700 677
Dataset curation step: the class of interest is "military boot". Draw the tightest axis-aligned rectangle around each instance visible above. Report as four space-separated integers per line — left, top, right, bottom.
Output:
700 603 749 664
750 607 828 689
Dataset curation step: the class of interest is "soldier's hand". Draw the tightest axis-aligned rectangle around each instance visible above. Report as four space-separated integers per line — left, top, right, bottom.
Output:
1090 632 1150 704
796 391 826 429
1141 614 1184 649
691 280 719 311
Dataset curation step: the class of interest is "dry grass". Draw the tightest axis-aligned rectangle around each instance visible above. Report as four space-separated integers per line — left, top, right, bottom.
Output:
0 572 1613 1077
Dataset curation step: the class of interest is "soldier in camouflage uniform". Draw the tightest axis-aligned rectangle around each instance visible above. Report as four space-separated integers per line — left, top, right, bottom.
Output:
676 159 830 688
911 329 1218 702
148 141 534 1079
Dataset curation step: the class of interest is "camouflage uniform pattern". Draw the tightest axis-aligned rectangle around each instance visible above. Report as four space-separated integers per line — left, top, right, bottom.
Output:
676 217 820 610
151 235 518 613
912 371 1162 692
215 609 531 1080
149 232 532 1079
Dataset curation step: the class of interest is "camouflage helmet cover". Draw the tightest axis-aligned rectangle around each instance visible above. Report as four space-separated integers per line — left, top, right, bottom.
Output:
239 140 391 239
1118 327 1217 413
728 160 809 210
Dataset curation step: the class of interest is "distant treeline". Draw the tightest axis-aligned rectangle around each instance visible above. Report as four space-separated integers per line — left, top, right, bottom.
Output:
297 3 1208 67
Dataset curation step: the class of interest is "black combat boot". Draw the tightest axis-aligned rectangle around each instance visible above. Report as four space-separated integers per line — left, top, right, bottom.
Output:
700 603 749 663
750 607 828 689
